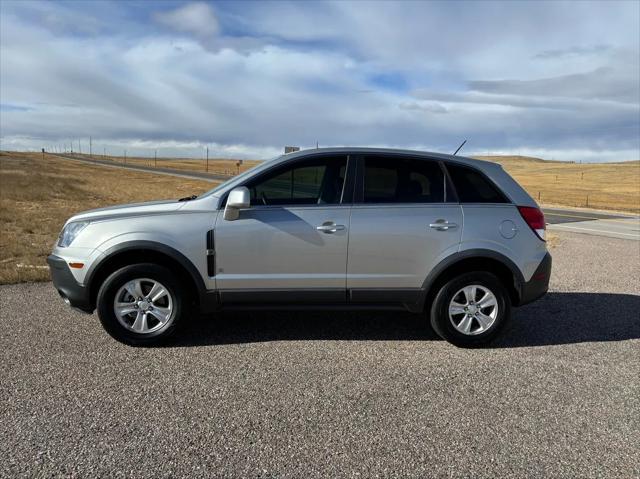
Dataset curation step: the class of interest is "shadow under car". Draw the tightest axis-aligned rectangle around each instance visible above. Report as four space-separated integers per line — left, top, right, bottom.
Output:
170 292 640 348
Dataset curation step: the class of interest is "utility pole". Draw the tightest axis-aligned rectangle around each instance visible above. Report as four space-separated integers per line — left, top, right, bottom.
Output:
89 136 92 157
124 150 127 164
155 150 157 168
78 139 81 154
103 147 106 157
206 147 209 172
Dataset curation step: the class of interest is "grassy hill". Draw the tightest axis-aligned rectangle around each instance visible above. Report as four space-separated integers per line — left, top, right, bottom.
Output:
474 156 640 212
0 152 214 283
10 150 640 213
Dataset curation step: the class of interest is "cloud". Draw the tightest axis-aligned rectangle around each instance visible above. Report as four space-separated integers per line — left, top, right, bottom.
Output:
399 102 448 114
154 2 219 38
533 44 613 60
0 0 638 162
468 66 639 103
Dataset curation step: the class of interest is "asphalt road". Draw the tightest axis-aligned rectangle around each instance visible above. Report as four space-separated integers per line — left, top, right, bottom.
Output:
53 153 227 182
1 231 639 477
545 207 640 241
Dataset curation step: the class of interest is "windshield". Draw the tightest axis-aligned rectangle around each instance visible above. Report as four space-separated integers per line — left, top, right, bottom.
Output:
200 156 282 197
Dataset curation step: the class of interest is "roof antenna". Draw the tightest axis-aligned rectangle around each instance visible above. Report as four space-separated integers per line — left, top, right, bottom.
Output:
453 139 467 156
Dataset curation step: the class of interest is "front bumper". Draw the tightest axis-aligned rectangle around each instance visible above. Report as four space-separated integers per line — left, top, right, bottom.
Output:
47 255 93 313
517 252 552 306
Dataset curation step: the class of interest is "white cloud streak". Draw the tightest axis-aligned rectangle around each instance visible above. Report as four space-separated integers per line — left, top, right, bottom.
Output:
154 2 218 38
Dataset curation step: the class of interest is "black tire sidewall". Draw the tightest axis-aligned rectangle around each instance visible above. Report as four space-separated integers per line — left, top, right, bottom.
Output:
96 263 186 346
430 271 510 347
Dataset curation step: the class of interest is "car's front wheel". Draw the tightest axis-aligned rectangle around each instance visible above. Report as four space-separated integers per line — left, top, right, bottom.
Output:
96 263 188 346
430 271 510 347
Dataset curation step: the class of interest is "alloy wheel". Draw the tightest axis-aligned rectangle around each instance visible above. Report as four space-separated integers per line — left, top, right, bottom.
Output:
448 284 499 335
113 278 175 334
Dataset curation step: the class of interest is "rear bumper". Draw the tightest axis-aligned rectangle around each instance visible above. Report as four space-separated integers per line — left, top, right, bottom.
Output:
517 252 552 306
47 255 93 313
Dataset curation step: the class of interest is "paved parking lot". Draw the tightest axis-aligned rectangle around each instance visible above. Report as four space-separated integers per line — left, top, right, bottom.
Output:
1 231 638 477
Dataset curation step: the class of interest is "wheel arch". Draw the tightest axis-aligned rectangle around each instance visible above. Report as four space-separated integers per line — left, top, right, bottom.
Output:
420 249 524 310
86 241 207 310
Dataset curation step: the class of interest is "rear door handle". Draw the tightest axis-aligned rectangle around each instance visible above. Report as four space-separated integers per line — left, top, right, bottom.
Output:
316 222 346 234
429 220 458 231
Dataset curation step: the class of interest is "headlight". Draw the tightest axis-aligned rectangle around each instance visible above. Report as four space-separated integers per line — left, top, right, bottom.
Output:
58 221 89 247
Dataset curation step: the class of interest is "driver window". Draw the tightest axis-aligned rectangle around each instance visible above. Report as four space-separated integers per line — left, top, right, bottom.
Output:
248 156 347 206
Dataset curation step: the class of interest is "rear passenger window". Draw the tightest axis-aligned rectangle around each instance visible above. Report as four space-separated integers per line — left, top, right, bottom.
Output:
447 164 508 203
363 156 444 204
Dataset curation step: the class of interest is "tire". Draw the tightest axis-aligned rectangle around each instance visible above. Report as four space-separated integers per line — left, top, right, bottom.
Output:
96 263 189 346
430 271 510 347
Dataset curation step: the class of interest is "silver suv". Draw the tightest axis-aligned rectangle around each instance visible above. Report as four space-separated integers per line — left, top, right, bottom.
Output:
48 148 551 347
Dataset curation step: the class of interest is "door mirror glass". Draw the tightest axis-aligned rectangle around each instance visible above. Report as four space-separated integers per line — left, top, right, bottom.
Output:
224 187 250 220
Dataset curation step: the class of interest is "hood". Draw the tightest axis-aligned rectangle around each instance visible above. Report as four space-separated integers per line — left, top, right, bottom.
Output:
67 199 186 223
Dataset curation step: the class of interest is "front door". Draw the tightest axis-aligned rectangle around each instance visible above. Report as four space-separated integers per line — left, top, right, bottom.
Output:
214 154 351 303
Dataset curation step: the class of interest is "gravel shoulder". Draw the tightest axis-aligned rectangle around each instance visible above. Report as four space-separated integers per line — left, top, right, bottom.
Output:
1 231 639 478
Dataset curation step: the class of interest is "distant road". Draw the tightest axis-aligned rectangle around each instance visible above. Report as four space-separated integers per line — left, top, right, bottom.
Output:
53 153 228 182
53 153 639 240
545 207 639 241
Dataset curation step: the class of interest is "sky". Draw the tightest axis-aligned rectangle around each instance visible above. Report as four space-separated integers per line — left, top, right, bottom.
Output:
1 0 639 162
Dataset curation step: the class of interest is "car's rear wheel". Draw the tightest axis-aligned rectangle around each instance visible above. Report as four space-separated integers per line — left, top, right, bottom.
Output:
430 271 510 347
96 263 188 346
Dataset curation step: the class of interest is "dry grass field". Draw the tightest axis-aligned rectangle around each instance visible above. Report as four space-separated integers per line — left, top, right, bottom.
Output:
475 156 640 212
71 152 639 212
0 152 215 284
0 149 628 285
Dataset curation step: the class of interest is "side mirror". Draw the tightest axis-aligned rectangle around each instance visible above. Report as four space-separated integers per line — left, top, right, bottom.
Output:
223 187 250 221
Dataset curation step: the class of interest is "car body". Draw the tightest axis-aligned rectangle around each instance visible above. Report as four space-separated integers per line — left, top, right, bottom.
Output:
48 147 551 346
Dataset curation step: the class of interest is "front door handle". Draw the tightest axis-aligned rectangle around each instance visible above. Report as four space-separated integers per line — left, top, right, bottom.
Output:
316 221 346 234
429 219 458 231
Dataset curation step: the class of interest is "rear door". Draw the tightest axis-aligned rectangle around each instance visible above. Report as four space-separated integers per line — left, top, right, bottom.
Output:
346 154 462 301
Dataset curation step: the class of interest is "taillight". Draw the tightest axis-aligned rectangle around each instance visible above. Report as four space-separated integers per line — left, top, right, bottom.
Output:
518 206 546 241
